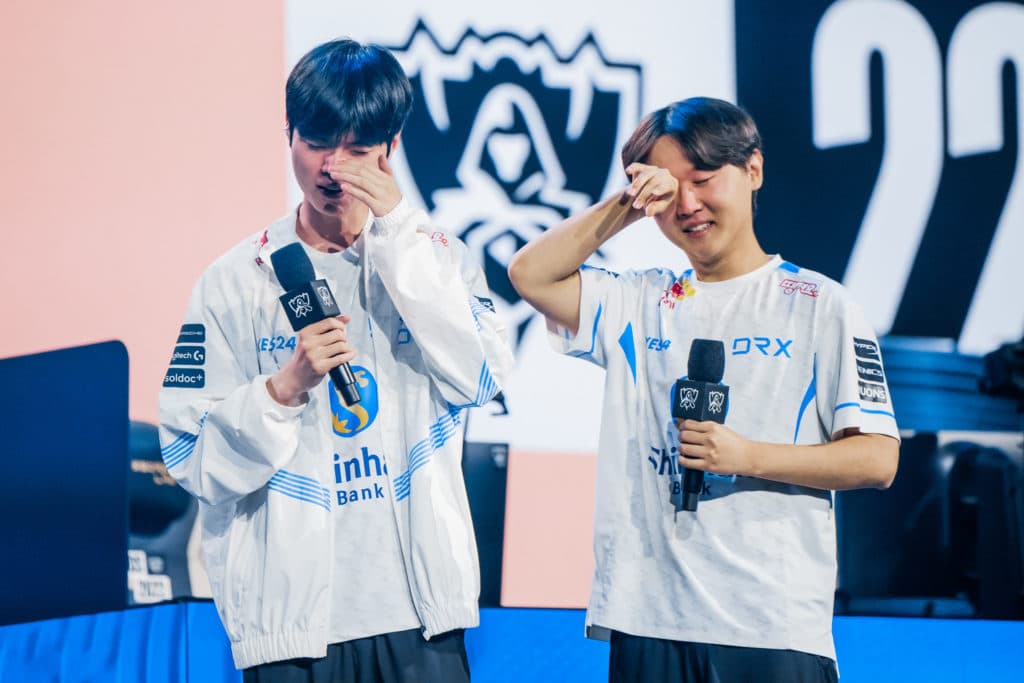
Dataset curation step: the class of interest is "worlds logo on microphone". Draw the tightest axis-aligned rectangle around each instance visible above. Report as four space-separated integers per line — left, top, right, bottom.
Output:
329 366 379 437
288 293 313 318
680 387 699 411
708 390 726 414
316 286 334 308
386 21 642 343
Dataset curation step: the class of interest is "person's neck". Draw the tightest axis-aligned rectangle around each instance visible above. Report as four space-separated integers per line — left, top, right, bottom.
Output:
296 202 369 253
691 238 771 283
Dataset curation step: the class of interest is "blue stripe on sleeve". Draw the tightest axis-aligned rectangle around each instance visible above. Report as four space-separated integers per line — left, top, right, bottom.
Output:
474 360 499 405
834 402 897 420
161 412 208 469
268 471 331 510
161 432 198 469
393 407 463 502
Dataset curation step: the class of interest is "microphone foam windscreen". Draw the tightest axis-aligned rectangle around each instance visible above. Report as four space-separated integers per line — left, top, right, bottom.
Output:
270 243 316 291
687 339 726 383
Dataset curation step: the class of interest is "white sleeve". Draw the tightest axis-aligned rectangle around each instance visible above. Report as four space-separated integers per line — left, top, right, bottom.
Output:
547 264 637 369
366 198 514 408
814 293 900 441
158 264 307 506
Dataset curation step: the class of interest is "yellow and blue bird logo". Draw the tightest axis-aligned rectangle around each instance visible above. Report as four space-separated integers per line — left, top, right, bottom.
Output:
328 366 379 437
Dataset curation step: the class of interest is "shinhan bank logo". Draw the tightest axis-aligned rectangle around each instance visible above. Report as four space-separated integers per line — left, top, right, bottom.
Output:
328 366 379 437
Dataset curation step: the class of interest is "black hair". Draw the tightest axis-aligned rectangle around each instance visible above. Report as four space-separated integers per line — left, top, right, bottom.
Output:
286 39 413 148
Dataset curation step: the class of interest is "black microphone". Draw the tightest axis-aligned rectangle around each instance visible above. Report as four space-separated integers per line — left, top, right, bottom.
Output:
671 339 729 512
270 243 361 405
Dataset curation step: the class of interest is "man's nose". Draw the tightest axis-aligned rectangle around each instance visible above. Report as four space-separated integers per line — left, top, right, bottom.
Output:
321 148 338 174
321 146 349 173
677 186 703 216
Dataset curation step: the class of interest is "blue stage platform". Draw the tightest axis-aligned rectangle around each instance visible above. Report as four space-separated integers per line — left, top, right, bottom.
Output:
0 602 1021 682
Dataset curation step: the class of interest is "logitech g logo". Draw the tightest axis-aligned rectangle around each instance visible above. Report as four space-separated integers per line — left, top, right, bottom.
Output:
329 366 379 437
386 20 642 343
288 293 313 318
170 345 205 366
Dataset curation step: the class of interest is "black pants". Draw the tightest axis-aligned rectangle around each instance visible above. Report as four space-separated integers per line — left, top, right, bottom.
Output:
609 631 838 683
242 629 469 683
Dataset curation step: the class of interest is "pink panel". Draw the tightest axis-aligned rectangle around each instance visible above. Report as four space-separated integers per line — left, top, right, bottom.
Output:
0 1 286 422
501 449 597 608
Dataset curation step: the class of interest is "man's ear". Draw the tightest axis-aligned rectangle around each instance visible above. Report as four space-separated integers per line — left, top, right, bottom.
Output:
747 149 764 191
386 133 401 157
285 118 294 147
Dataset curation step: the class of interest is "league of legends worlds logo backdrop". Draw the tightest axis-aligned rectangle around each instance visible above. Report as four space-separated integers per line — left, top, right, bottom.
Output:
386 20 643 344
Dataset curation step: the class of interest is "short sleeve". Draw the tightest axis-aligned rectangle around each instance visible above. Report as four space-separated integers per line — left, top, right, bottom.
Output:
814 295 900 441
547 265 641 369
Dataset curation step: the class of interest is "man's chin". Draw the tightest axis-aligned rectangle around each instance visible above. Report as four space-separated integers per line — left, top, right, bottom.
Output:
307 193 364 218
309 197 342 215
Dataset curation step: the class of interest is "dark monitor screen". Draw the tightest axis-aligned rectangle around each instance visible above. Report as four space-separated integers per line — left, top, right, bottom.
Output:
0 341 129 625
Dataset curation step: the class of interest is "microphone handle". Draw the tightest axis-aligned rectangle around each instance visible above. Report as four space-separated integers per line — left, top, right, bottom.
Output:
329 363 362 405
682 468 704 512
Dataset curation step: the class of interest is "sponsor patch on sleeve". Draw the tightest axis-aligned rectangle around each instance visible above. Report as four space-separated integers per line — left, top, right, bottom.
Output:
853 336 880 361
169 345 205 366
856 359 886 384
163 368 205 389
858 381 889 403
177 323 206 344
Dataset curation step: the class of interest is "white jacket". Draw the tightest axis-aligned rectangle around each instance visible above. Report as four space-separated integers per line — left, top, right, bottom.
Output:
158 200 514 669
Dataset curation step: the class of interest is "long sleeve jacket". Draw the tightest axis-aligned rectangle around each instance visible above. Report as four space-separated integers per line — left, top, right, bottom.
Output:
158 200 514 668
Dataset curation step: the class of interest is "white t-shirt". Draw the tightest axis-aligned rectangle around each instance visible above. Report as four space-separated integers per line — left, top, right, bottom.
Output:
552 255 899 661
303 238 421 644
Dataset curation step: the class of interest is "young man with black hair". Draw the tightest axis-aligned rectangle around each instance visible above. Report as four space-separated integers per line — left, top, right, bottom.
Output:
160 39 513 682
509 97 899 682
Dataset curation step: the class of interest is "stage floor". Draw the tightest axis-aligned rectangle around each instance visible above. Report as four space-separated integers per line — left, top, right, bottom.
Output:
1 602 1021 681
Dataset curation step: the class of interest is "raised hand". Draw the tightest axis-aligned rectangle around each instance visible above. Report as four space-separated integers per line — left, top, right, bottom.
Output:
625 162 679 217
330 151 403 217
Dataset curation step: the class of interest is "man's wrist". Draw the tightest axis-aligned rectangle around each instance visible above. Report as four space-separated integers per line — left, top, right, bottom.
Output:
266 374 308 407
371 196 414 236
745 441 769 479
